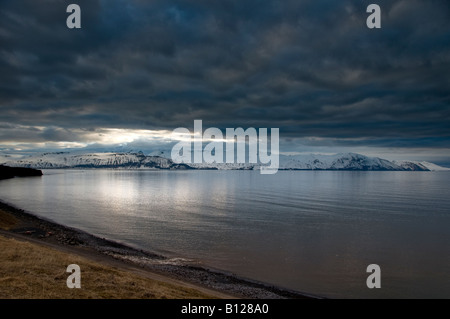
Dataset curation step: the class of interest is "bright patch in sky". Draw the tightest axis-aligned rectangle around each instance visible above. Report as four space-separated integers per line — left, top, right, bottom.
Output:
90 128 174 145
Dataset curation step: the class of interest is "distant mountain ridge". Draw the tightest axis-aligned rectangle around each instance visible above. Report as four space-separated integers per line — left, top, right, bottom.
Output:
1 151 448 171
1 152 192 170
277 153 448 171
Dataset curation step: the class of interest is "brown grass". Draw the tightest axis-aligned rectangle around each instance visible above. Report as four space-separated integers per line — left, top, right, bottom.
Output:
0 209 19 230
0 235 215 299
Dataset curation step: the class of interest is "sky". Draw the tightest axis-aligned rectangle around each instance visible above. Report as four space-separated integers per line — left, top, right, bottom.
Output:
1 0 449 165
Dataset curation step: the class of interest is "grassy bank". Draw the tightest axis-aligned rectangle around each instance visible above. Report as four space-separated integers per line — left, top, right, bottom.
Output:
0 235 215 299
0 207 216 299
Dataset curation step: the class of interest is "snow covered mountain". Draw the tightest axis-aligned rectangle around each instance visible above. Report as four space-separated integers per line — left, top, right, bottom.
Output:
0 151 192 170
278 153 401 170
190 153 449 171
1 151 448 171
393 160 450 171
277 153 448 171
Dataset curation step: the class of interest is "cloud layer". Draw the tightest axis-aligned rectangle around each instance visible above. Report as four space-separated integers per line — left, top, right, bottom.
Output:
0 0 449 157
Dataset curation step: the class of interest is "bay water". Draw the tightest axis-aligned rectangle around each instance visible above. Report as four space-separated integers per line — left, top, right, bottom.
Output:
0 170 449 298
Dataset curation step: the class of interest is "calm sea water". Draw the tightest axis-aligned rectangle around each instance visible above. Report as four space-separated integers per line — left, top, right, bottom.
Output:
0 170 449 298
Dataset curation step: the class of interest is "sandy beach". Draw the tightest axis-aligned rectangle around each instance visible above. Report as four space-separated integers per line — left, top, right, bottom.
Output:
0 200 314 299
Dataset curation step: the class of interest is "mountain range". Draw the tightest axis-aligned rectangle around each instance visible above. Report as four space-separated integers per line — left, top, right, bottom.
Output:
1 151 449 171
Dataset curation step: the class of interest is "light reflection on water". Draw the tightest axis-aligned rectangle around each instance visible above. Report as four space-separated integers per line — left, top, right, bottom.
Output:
0 170 449 298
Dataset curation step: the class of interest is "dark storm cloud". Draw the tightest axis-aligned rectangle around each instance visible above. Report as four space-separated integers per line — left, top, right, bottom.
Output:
0 0 449 149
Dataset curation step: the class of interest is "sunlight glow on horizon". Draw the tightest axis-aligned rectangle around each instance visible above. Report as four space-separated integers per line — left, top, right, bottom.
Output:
91 128 174 145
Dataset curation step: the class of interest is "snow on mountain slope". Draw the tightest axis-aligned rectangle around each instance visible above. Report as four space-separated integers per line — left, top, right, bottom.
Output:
1 151 447 171
181 153 441 171
393 160 450 171
0 152 191 170
278 153 405 170
419 161 450 171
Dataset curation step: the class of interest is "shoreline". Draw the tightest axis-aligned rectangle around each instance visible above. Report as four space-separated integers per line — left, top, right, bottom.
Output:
0 200 318 299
